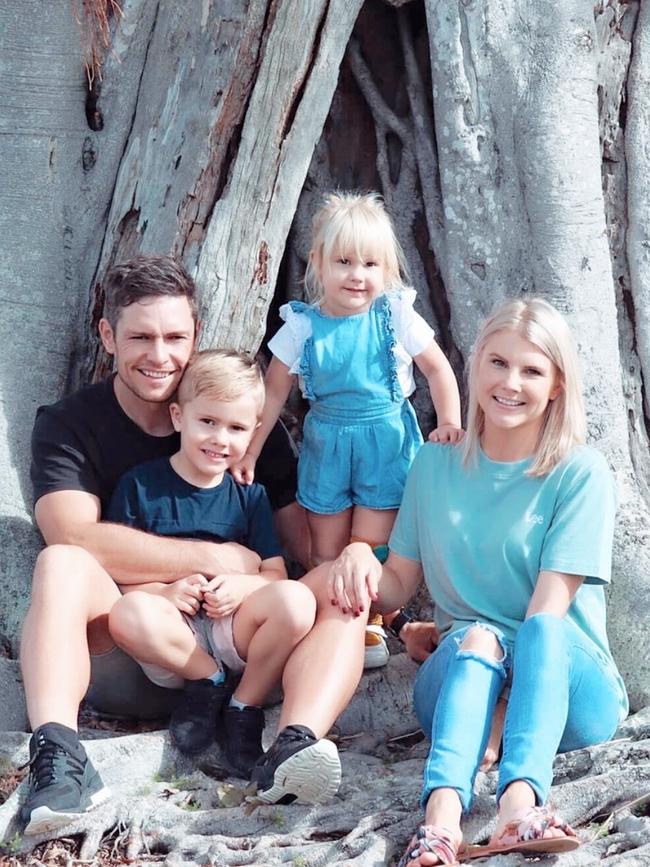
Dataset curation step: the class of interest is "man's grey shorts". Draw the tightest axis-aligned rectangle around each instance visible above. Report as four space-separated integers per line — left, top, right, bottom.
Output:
87 645 181 719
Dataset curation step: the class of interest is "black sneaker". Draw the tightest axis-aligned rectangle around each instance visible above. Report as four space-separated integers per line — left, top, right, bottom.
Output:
20 723 110 836
169 676 233 755
218 705 265 778
251 724 341 805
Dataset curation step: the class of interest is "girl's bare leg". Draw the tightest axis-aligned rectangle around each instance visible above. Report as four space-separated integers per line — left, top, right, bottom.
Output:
350 506 397 547
307 508 352 565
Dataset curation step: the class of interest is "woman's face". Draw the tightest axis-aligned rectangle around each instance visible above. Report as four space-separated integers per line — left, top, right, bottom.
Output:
476 329 561 454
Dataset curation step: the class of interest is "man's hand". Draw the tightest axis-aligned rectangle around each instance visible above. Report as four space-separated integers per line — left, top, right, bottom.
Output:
400 621 439 662
202 574 254 618
161 574 208 615
231 453 256 485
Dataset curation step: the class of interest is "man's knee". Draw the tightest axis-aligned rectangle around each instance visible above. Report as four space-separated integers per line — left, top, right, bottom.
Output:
269 581 317 637
32 544 104 600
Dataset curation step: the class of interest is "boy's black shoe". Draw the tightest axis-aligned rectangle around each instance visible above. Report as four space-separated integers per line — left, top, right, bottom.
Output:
20 723 110 836
169 676 233 755
219 705 265 778
251 724 341 804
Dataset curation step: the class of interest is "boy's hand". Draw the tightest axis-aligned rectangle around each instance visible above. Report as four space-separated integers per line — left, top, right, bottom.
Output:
162 574 208 615
428 424 465 444
202 574 251 618
231 453 256 485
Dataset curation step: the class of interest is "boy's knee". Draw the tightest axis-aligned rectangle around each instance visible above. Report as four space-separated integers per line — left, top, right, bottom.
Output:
459 624 504 661
109 592 154 644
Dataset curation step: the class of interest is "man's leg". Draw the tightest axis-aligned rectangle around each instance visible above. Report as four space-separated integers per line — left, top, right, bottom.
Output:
251 563 367 804
21 544 121 730
19 544 120 835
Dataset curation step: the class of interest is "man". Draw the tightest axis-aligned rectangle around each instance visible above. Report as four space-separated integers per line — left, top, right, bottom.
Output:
22 253 432 836
22 254 310 834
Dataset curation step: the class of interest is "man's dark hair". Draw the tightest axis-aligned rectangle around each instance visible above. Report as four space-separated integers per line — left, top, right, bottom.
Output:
103 254 198 328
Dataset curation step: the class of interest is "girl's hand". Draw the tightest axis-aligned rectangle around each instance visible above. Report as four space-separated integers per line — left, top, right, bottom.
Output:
202 574 249 618
428 424 465 444
162 573 208 615
327 543 382 616
231 453 256 485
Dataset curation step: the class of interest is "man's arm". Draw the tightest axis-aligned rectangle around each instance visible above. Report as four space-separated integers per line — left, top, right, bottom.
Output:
35 490 261 583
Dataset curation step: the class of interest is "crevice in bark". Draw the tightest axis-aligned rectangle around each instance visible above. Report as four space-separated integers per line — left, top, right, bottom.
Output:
177 4 273 259
76 2 161 388
279 1 330 142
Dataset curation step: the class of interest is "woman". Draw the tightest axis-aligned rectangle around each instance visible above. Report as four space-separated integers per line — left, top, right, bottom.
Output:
329 298 628 865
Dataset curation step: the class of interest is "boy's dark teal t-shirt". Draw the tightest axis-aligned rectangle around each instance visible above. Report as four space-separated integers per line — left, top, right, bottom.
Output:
106 457 281 561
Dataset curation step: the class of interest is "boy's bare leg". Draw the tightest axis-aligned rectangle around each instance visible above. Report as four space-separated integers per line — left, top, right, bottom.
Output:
20 544 121 730
108 592 218 680
231 581 316 706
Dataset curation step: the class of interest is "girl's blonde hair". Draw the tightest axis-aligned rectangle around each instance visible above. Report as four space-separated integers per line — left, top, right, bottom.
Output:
176 349 264 416
304 191 411 303
462 297 586 476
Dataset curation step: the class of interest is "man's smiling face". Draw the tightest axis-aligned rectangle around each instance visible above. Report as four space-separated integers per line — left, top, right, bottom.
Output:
99 295 196 408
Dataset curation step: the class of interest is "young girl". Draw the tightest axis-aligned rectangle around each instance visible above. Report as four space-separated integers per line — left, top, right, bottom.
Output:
234 192 462 571
329 297 628 864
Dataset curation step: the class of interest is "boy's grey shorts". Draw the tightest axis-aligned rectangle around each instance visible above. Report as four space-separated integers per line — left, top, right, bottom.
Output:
86 645 181 719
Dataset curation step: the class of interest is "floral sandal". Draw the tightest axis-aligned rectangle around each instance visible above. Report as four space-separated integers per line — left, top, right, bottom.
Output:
398 825 462 866
461 805 580 860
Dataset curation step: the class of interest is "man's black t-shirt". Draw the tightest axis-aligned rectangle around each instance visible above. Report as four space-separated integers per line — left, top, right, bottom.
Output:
30 376 298 512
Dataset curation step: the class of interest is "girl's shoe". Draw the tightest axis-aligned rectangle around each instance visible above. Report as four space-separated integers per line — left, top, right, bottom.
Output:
364 613 389 668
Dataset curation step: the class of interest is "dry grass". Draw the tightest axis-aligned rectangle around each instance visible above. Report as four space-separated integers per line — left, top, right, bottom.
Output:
70 0 124 86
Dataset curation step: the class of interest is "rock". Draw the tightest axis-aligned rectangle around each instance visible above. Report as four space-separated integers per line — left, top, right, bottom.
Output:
1 706 649 864
0 658 27 733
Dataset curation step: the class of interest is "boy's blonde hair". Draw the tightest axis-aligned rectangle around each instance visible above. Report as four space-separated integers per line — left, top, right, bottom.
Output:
304 191 411 303
462 297 586 476
176 349 264 415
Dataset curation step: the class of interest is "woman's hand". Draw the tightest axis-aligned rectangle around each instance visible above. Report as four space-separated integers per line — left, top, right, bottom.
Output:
327 542 382 616
162 573 208 615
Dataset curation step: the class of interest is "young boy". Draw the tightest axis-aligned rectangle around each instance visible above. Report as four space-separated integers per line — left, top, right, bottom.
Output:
106 350 316 777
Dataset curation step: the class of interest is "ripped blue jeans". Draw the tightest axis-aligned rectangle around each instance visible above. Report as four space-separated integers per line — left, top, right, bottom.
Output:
413 613 622 811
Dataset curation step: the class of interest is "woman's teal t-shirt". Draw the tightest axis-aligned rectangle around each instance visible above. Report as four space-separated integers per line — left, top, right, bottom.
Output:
389 442 628 719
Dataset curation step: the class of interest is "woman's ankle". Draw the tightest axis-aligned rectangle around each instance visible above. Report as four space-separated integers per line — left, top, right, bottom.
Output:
423 787 463 840
496 780 536 828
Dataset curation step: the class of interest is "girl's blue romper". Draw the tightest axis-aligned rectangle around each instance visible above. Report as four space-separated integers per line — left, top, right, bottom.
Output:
268 294 426 515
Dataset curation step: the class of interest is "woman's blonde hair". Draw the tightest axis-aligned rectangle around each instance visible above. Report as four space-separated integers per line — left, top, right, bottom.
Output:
462 297 586 476
304 191 411 303
176 349 264 416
